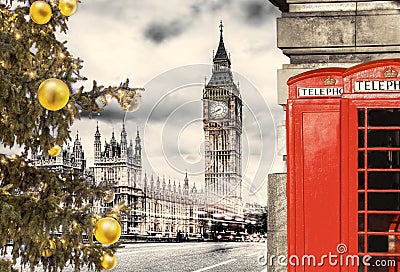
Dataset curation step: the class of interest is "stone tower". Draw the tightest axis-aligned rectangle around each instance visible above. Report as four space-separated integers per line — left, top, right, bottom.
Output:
203 21 243 215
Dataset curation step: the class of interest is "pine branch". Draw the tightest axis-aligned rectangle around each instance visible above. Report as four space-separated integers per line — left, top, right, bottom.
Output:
0 2 141 271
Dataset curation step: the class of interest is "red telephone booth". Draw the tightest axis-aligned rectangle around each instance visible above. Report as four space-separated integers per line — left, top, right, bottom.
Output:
287 68 345 272
287 59 400 272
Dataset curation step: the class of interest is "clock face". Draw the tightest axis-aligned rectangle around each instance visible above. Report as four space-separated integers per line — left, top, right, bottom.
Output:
209 101 228 119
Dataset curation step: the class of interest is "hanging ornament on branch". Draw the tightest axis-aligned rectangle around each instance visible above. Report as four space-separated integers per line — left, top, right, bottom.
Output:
101 252 117 270
117 88 144 112
94 217 121 245
38 78 70 111
58 0 78 17
30 1 52 25
40 239 56 258
48 144 61 157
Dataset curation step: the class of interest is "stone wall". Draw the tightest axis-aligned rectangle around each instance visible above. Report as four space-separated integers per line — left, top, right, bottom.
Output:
267 173 287 272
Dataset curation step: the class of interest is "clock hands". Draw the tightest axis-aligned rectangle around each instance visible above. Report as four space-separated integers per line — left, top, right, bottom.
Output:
213 108 222 114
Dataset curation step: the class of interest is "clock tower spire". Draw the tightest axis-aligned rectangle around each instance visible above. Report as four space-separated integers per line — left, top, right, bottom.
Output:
213 20 231 68
203 21 243 216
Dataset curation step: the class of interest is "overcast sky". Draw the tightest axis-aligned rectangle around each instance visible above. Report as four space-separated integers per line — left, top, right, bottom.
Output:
3 0 289 205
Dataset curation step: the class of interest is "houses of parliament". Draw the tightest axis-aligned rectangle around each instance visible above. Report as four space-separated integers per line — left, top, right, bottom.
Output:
33 22 250 236
33 125 204 235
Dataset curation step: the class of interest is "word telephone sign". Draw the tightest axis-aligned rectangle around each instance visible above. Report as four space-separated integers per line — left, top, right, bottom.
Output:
287 59 400 272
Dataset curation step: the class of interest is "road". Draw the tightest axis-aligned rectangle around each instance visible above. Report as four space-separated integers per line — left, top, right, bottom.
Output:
112 242 267 272
11 242 268 272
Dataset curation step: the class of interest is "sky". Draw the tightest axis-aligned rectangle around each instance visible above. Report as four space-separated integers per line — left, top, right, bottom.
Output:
3 0 289 205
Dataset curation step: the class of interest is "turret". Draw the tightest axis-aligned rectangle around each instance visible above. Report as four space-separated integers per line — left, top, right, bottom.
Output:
162 177 166 192
143 172 148 192
135 128 141 164
94 122 101 161
183 172 189 195
110 129 117 158
168 179 172 191
73 131 83 168
121 122 127 157
150 174 154 192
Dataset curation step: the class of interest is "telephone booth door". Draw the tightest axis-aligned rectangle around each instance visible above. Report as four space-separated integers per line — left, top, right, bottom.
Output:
342 60 400 272
287 68 345 272
343 98 400 272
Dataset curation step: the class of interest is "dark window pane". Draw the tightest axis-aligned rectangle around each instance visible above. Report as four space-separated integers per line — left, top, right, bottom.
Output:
368 214 398 232
359 172 365 189
368 172 400 189
359 151 365 169
368 130 400 147
358 235 365 253
368 151 389 168
368 109 400 127
368 235 388 252
358 130 364 148
368 193 400 211
358 109 365 127
359 193 365 210
368 151 400 169
359 214 364 231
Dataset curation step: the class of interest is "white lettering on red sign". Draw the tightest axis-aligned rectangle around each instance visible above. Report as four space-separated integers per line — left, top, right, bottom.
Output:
298 87 343 97
355 80 400 92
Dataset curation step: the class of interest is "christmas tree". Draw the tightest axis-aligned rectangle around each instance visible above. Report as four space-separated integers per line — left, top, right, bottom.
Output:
0 0 142 271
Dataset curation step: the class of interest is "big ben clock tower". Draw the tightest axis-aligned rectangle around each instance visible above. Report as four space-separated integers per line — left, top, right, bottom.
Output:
203 21 242 215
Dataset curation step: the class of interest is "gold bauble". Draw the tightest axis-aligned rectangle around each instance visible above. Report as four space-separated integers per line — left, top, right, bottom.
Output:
103 190 114 204
118 90 141 112
94 217 121 245
40 240 56 257
101 252 117 270
48 145 61 157
58 0 78 16
38 78 70 111
30 1 52 25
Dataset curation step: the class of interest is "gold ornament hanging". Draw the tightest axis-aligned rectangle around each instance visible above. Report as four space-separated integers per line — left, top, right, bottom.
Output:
94 217 121 245
30 1 52 25
103 190 115 203
38 78 70 111
117 89 141 112
48 145 61 157
101 252 117 270
58 0 78 16
40 240 56 257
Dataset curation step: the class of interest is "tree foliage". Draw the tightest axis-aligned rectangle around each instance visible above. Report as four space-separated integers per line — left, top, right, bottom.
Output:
0 0 139 270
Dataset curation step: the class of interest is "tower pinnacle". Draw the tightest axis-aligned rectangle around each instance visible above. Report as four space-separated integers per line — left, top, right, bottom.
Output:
213 20 230 67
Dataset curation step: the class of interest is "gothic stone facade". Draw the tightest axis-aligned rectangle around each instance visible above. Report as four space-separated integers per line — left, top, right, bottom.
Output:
32 133 93 181
92 123 201 235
